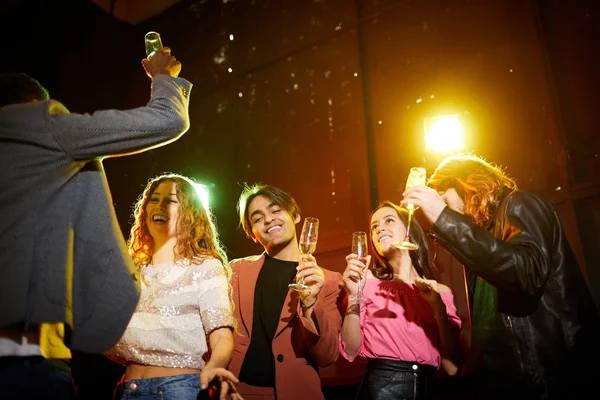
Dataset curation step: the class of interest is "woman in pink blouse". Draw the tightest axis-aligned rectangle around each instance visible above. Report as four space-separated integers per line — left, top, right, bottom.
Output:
106 173 243 400
340 201 462 400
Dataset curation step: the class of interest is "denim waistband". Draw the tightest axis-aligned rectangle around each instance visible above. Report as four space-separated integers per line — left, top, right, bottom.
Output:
115 373 200 394
367 358 435 375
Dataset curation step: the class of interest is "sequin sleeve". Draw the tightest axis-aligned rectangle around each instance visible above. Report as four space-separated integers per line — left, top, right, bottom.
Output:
197 258 234 336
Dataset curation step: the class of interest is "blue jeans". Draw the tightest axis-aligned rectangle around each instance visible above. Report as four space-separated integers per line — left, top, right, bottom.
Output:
0 356 76 400
113 373 210 400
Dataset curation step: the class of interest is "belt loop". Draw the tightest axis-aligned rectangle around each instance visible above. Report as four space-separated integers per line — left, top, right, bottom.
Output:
152 378 159 396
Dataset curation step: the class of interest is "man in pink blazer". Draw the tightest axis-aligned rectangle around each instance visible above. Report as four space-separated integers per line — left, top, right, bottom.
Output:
229 183 344 399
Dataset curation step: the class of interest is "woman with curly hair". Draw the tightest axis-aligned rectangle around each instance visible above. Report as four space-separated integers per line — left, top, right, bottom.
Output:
105 173 242 400
340 201 462 400
402 154 600 399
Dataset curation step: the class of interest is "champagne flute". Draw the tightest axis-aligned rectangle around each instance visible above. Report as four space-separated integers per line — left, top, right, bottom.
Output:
289 217 319 292
144 31 163 58
351 232 371 304
394 167 426 250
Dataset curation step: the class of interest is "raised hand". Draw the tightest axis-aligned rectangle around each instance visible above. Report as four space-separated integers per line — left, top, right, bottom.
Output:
295 254 325 306
401 185 448 224
342 254 370 298
142 47 182 78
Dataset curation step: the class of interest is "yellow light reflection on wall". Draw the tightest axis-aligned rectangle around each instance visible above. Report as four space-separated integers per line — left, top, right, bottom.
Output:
424 115 464 153
193 183 210 210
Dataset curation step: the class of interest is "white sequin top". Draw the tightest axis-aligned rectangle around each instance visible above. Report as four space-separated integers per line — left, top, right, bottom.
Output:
106 257 234 369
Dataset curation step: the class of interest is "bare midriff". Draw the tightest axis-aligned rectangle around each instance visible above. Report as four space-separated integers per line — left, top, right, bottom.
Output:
123 364 202 380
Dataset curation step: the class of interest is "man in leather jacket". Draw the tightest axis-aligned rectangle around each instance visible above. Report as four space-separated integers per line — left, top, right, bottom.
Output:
401 154 600 399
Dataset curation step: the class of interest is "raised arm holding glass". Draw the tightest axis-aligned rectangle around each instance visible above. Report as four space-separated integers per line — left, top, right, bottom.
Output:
0 45 190 399
229 184 344 400
340 199 462 400
402 154 600 399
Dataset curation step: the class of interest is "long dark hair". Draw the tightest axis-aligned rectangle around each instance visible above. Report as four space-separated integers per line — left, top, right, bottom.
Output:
369 201 434 280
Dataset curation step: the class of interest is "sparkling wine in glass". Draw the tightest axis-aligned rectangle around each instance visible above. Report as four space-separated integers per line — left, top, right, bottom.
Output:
289 217 319 292
352 232 371 304
394 167 426 251
144 31 163 58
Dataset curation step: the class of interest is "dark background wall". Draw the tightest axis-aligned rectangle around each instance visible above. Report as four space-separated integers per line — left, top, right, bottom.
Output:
2 0 599 398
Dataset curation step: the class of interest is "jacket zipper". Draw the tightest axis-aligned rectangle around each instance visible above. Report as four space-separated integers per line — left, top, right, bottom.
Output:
505 315 525 374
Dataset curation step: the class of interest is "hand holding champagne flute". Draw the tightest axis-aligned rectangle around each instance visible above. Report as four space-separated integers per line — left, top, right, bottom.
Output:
289 217 319 292
394 167 426 250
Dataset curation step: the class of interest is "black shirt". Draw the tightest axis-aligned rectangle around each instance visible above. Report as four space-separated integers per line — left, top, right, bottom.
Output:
238 255 298 387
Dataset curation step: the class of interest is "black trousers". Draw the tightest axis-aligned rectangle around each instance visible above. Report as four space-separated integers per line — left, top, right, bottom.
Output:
356 358 437 400
0 356 76 400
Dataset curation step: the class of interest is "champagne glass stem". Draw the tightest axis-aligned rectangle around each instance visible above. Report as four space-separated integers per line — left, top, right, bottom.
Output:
404 206 414 242
357 276 362 301
297 255 305 286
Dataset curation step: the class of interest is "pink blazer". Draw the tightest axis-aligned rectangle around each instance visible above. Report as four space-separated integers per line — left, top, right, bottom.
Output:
229 254 344 399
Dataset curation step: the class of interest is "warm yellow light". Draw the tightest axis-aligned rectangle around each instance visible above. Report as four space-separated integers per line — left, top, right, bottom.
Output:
424 115 464 153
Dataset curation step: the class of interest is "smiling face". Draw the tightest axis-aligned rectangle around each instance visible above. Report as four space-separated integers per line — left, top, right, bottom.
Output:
370 206 408 257
145 180 180 245
247 194 300 254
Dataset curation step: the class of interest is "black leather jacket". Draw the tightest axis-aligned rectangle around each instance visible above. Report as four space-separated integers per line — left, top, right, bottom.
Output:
429 188 600 399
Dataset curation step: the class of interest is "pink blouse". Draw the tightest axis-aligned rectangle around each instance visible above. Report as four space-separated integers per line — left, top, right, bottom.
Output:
340 278 462 368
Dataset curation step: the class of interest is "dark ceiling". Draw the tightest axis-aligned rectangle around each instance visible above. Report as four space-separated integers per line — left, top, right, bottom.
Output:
89 0 183 24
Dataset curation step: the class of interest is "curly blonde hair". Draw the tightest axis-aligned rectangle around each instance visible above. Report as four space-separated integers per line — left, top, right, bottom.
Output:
427 154 517 227
128 173 228 270
128 174 237 332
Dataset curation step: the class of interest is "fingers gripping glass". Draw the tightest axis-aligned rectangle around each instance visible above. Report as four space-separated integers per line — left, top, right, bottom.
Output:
289 217 319 292
394 167 426 251
352 232 371 304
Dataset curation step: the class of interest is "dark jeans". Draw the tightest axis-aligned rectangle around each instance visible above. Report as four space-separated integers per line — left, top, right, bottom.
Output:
0 356 76 400
356 358 437 400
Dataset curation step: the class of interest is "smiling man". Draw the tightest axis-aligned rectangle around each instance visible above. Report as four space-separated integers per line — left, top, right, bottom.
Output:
229 183 344 400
